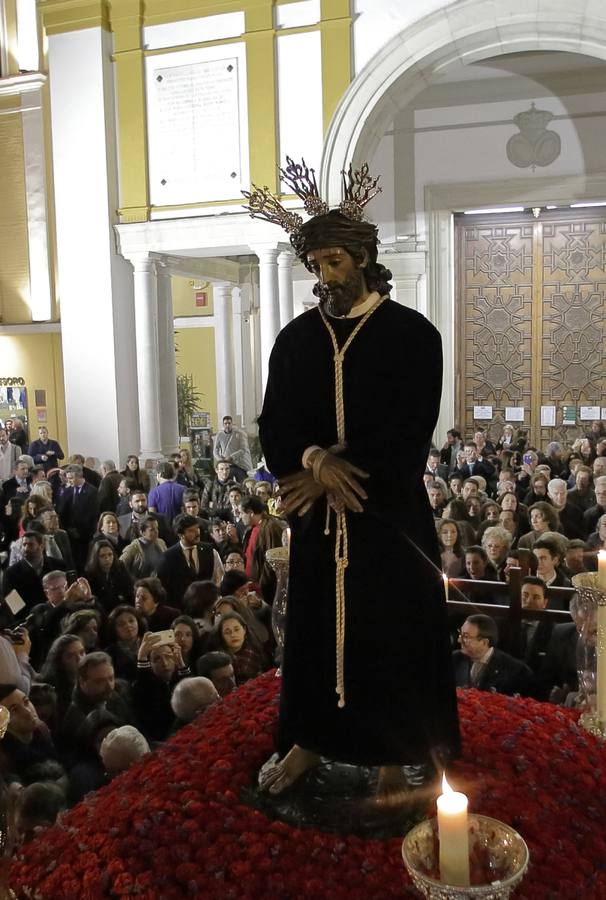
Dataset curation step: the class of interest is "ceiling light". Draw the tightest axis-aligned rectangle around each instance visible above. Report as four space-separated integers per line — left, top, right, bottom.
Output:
463 206 525 215
570 201 606 207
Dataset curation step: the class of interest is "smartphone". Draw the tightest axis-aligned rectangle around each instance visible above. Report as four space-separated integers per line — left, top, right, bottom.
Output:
154 629 175 646
523 453 533 465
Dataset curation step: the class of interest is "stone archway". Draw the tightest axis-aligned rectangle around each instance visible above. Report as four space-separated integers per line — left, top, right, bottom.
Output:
320 1 606 438
321 1 606 203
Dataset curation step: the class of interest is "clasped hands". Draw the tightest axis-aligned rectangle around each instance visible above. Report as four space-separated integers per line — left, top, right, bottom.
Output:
279 450 369 517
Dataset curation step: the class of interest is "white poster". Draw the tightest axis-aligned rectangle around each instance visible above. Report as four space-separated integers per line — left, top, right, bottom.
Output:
473 406 493 420
580 406 601 421
541 406 556 427
505 407 524 422
602 408 606 421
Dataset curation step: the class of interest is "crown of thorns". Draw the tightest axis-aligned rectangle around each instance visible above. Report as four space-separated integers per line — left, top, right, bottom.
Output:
242 157 381 254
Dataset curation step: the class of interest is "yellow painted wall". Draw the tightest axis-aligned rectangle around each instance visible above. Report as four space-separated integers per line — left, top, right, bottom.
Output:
0 333 67 449
172 276 214 317
104 0 353 222
174 325 217 431
0 102 32 324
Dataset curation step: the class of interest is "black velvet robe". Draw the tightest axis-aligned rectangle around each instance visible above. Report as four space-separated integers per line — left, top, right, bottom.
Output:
258 299 460 766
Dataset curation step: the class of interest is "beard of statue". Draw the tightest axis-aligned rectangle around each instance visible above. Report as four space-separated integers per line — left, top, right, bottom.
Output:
316 266 367 318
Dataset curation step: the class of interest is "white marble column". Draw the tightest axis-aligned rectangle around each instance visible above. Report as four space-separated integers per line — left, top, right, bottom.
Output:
277 248 295 327
249 266 264 420
385 250 426 312
238 284 257 431
47 26 139 462
232 287 245 424
132 255 163 460
213 281 237 421
253 246 281 389
156 262 180 455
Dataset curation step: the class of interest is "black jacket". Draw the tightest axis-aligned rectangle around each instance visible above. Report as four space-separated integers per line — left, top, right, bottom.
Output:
97 471 123 514
58 483 99 542
535 622 579 698
86 564 134 614
456 459 496 482
132 661 190 742
558 502 586 540
156 542 216 608
1 476 31 502
2 555 66 614
583 504 605 536
118 511 174 546
452 647 533 696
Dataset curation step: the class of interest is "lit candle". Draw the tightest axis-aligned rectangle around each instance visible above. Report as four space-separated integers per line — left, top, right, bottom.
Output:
286 527 291 550
442 573 449 603
437 773 470 886
597 551 606 725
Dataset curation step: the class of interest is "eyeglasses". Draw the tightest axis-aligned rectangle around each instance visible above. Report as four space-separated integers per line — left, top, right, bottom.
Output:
457 629 483 643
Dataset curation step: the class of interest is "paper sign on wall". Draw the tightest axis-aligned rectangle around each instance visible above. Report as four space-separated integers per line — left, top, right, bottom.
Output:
505 407 524 422
602 408 606 421
562 406 577 425
580 406 601 420
473 406 493 420
541 406 556 427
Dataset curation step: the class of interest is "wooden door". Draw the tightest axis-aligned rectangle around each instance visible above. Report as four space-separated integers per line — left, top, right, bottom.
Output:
455 209 606 447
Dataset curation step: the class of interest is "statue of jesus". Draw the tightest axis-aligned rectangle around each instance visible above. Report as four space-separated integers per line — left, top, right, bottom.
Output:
247 166 460 802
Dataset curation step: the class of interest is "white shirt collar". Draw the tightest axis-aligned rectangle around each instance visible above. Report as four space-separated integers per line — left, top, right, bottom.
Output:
326 291 382 319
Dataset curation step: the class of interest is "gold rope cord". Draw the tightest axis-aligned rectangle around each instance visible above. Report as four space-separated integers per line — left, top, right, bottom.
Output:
318 297 384 707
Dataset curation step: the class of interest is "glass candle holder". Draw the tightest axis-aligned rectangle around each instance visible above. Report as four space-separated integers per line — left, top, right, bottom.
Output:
402 814 529 899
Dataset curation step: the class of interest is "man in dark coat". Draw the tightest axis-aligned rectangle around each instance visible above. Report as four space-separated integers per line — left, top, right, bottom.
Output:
57 464 99 572
27 426 64 474
535 622 579 700
2 532 66 614
156 514 222 608
453 614 532 696
248 166 460 798
1 459 32 502
118 490 174 546
456 442 496 485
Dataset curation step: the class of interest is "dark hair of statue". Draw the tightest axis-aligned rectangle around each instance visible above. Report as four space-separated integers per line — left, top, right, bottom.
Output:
294 211 393 298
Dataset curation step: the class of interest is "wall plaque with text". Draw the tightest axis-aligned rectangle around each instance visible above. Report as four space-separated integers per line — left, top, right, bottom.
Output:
148 56 244 206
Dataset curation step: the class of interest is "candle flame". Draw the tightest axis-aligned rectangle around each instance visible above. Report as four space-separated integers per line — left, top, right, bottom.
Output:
442 573 448 585
442 772 454 794
599 550 606 560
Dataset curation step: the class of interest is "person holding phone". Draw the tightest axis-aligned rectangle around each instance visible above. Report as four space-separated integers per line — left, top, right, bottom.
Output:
133 631 190 741
457 442 496 494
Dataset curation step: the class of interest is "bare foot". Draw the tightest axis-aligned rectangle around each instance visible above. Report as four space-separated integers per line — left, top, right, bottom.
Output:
374 765 411 809
258 745 321 795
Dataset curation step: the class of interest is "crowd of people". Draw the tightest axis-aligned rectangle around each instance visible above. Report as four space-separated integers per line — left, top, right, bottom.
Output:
0 413 603 842
0 416 285 844
430 423 604 704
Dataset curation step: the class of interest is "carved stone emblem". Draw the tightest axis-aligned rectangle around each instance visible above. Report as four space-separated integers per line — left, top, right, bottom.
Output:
506 103 561 170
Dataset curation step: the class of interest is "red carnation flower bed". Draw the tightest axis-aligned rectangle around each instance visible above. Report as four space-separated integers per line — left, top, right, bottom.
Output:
10 673 606 899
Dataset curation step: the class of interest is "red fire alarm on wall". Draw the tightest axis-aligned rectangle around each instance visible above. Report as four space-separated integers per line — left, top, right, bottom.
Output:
195 291 208 308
